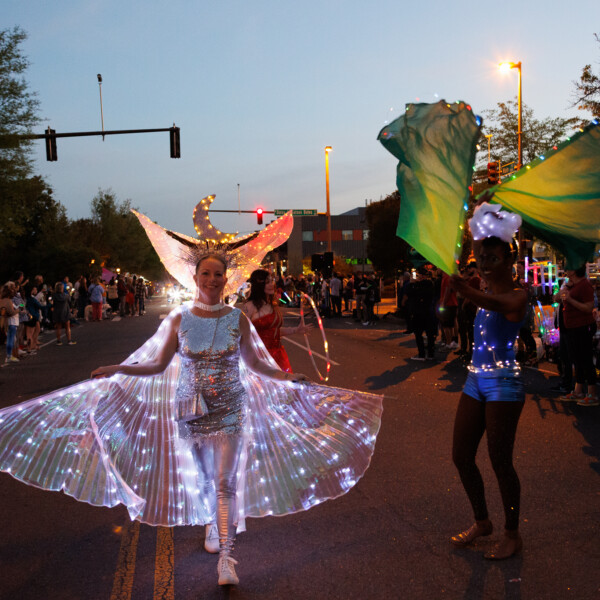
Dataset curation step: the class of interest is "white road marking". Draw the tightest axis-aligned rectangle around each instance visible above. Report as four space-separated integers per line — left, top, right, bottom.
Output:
283 337 340 366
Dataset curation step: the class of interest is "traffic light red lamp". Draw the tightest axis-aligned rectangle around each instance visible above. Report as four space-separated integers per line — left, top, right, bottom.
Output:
256 208 264 225
487 161 500 185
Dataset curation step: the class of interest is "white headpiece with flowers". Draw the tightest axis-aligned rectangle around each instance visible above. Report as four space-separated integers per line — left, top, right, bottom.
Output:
468 202 522 243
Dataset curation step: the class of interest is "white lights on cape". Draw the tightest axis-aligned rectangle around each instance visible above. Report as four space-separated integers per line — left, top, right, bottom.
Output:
468 202 522 243
0 305 384 529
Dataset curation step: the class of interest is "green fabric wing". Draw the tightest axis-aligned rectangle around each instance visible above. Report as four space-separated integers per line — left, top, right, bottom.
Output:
378 101 481 274
490 122 600 268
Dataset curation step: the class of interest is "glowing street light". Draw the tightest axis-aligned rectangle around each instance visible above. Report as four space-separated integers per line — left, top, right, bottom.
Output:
498 61 522 170
499 60 524 258
484 134 493 162
324 146 332 252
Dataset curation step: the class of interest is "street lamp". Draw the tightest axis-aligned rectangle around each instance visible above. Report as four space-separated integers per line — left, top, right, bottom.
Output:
498 61 522 170
499 60 524 258
484 134 493 162
97 74 105 141
324 146 332 252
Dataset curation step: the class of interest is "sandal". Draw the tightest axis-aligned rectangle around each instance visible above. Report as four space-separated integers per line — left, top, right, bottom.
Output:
450 520 493 547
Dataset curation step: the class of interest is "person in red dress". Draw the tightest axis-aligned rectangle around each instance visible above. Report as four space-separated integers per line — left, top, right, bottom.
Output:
241 270 311 372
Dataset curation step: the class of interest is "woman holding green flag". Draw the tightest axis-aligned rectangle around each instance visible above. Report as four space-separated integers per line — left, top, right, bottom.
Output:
448 203 527 560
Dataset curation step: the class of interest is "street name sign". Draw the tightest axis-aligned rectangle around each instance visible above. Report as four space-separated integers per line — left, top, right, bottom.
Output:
273 209 318 216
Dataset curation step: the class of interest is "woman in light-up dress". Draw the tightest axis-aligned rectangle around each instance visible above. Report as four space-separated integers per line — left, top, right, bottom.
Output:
241 269 311 373
0 252 383 588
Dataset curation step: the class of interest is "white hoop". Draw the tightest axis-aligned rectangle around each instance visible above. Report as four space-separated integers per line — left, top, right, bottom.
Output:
299 293 331 382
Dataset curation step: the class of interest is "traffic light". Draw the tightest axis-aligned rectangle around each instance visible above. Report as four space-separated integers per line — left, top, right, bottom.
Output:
256 207 264 225
487 161 499 185
170 126 181 158
311 253 324 271
323 251 334 276
45 127 57 161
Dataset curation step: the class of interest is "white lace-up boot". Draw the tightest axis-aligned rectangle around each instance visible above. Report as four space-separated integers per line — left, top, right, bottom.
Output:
204 523 219 554
217 554 239 585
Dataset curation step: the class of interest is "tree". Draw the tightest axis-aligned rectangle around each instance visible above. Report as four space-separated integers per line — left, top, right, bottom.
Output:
365 192 411 275
88 188 164 280
0 26 40 182
572 33 600 122
479 100 578 167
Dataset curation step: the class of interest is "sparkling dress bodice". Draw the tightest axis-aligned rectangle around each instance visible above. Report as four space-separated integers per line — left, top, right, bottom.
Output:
470 308 523 374
176 307 246 436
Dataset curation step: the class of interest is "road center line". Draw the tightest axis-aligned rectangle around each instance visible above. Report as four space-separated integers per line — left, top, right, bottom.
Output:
110 520 140 600
154 526 175 600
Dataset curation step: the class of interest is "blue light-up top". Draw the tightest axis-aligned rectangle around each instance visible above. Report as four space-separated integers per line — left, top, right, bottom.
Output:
469 308 523 375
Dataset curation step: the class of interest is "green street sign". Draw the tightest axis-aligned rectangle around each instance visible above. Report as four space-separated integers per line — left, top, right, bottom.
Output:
274 209 318 216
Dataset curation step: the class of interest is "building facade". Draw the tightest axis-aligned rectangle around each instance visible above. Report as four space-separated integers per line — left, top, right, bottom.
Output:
286 207 371 274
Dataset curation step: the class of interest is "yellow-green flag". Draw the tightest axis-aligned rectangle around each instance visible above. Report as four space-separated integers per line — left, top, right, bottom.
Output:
490 121 600 268
378 101 481 274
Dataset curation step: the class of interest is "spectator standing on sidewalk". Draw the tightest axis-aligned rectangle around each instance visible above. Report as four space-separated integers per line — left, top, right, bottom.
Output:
408 266 437 361
135 276 147 316
1 283 19 364
51 282 76 345
117 274 128 317
550 288 573 394
329 273 342 317
75 276 89 319
106 278 119 314
25 287 42 352
88 277 105 322
558 266 597 406
439 272 459 350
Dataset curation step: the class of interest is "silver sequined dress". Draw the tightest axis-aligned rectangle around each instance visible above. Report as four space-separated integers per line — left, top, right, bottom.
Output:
175 307 246 436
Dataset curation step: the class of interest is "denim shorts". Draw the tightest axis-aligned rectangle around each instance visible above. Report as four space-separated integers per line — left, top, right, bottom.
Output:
464 371 525 403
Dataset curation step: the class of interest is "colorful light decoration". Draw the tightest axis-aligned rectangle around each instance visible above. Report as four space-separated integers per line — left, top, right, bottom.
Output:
132 199 293 298
192 195 238 244
298 293 331 382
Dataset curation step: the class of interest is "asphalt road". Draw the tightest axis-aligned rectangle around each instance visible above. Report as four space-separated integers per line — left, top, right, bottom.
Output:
0 298 598 600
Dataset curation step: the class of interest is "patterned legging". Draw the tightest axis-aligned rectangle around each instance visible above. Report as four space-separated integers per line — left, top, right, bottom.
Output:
192 435 243 555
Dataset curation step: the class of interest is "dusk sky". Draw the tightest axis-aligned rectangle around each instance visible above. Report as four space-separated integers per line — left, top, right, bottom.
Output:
5 1 598 238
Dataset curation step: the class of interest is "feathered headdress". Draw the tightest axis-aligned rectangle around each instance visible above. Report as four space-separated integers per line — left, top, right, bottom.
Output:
132 195 293 297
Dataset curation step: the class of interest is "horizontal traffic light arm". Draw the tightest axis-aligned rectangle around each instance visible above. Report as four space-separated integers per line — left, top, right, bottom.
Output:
27 127 175 139
207 209 275 214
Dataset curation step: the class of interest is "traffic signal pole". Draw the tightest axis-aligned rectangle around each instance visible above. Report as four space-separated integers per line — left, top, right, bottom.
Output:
22 126 182 161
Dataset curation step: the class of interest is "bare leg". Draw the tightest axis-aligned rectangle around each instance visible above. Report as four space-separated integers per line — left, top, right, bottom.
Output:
484 401 524 559
451 392 493 545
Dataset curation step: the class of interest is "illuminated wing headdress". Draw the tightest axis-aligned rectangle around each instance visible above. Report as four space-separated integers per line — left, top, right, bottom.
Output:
132 195 293 295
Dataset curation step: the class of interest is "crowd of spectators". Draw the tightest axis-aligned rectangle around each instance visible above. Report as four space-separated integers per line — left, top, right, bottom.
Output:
274 272 382 324
0 271 152 367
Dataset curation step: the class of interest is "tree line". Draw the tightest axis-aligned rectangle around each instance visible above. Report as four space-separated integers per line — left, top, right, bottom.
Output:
0 27 164 285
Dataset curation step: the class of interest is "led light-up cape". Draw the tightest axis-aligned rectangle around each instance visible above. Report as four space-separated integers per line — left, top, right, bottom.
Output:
0 199 383 529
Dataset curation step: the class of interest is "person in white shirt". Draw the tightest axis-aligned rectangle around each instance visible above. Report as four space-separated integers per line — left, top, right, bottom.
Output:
329 273 342 317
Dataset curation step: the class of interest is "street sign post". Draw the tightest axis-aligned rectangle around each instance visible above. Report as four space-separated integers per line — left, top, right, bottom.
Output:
273 209 318 216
